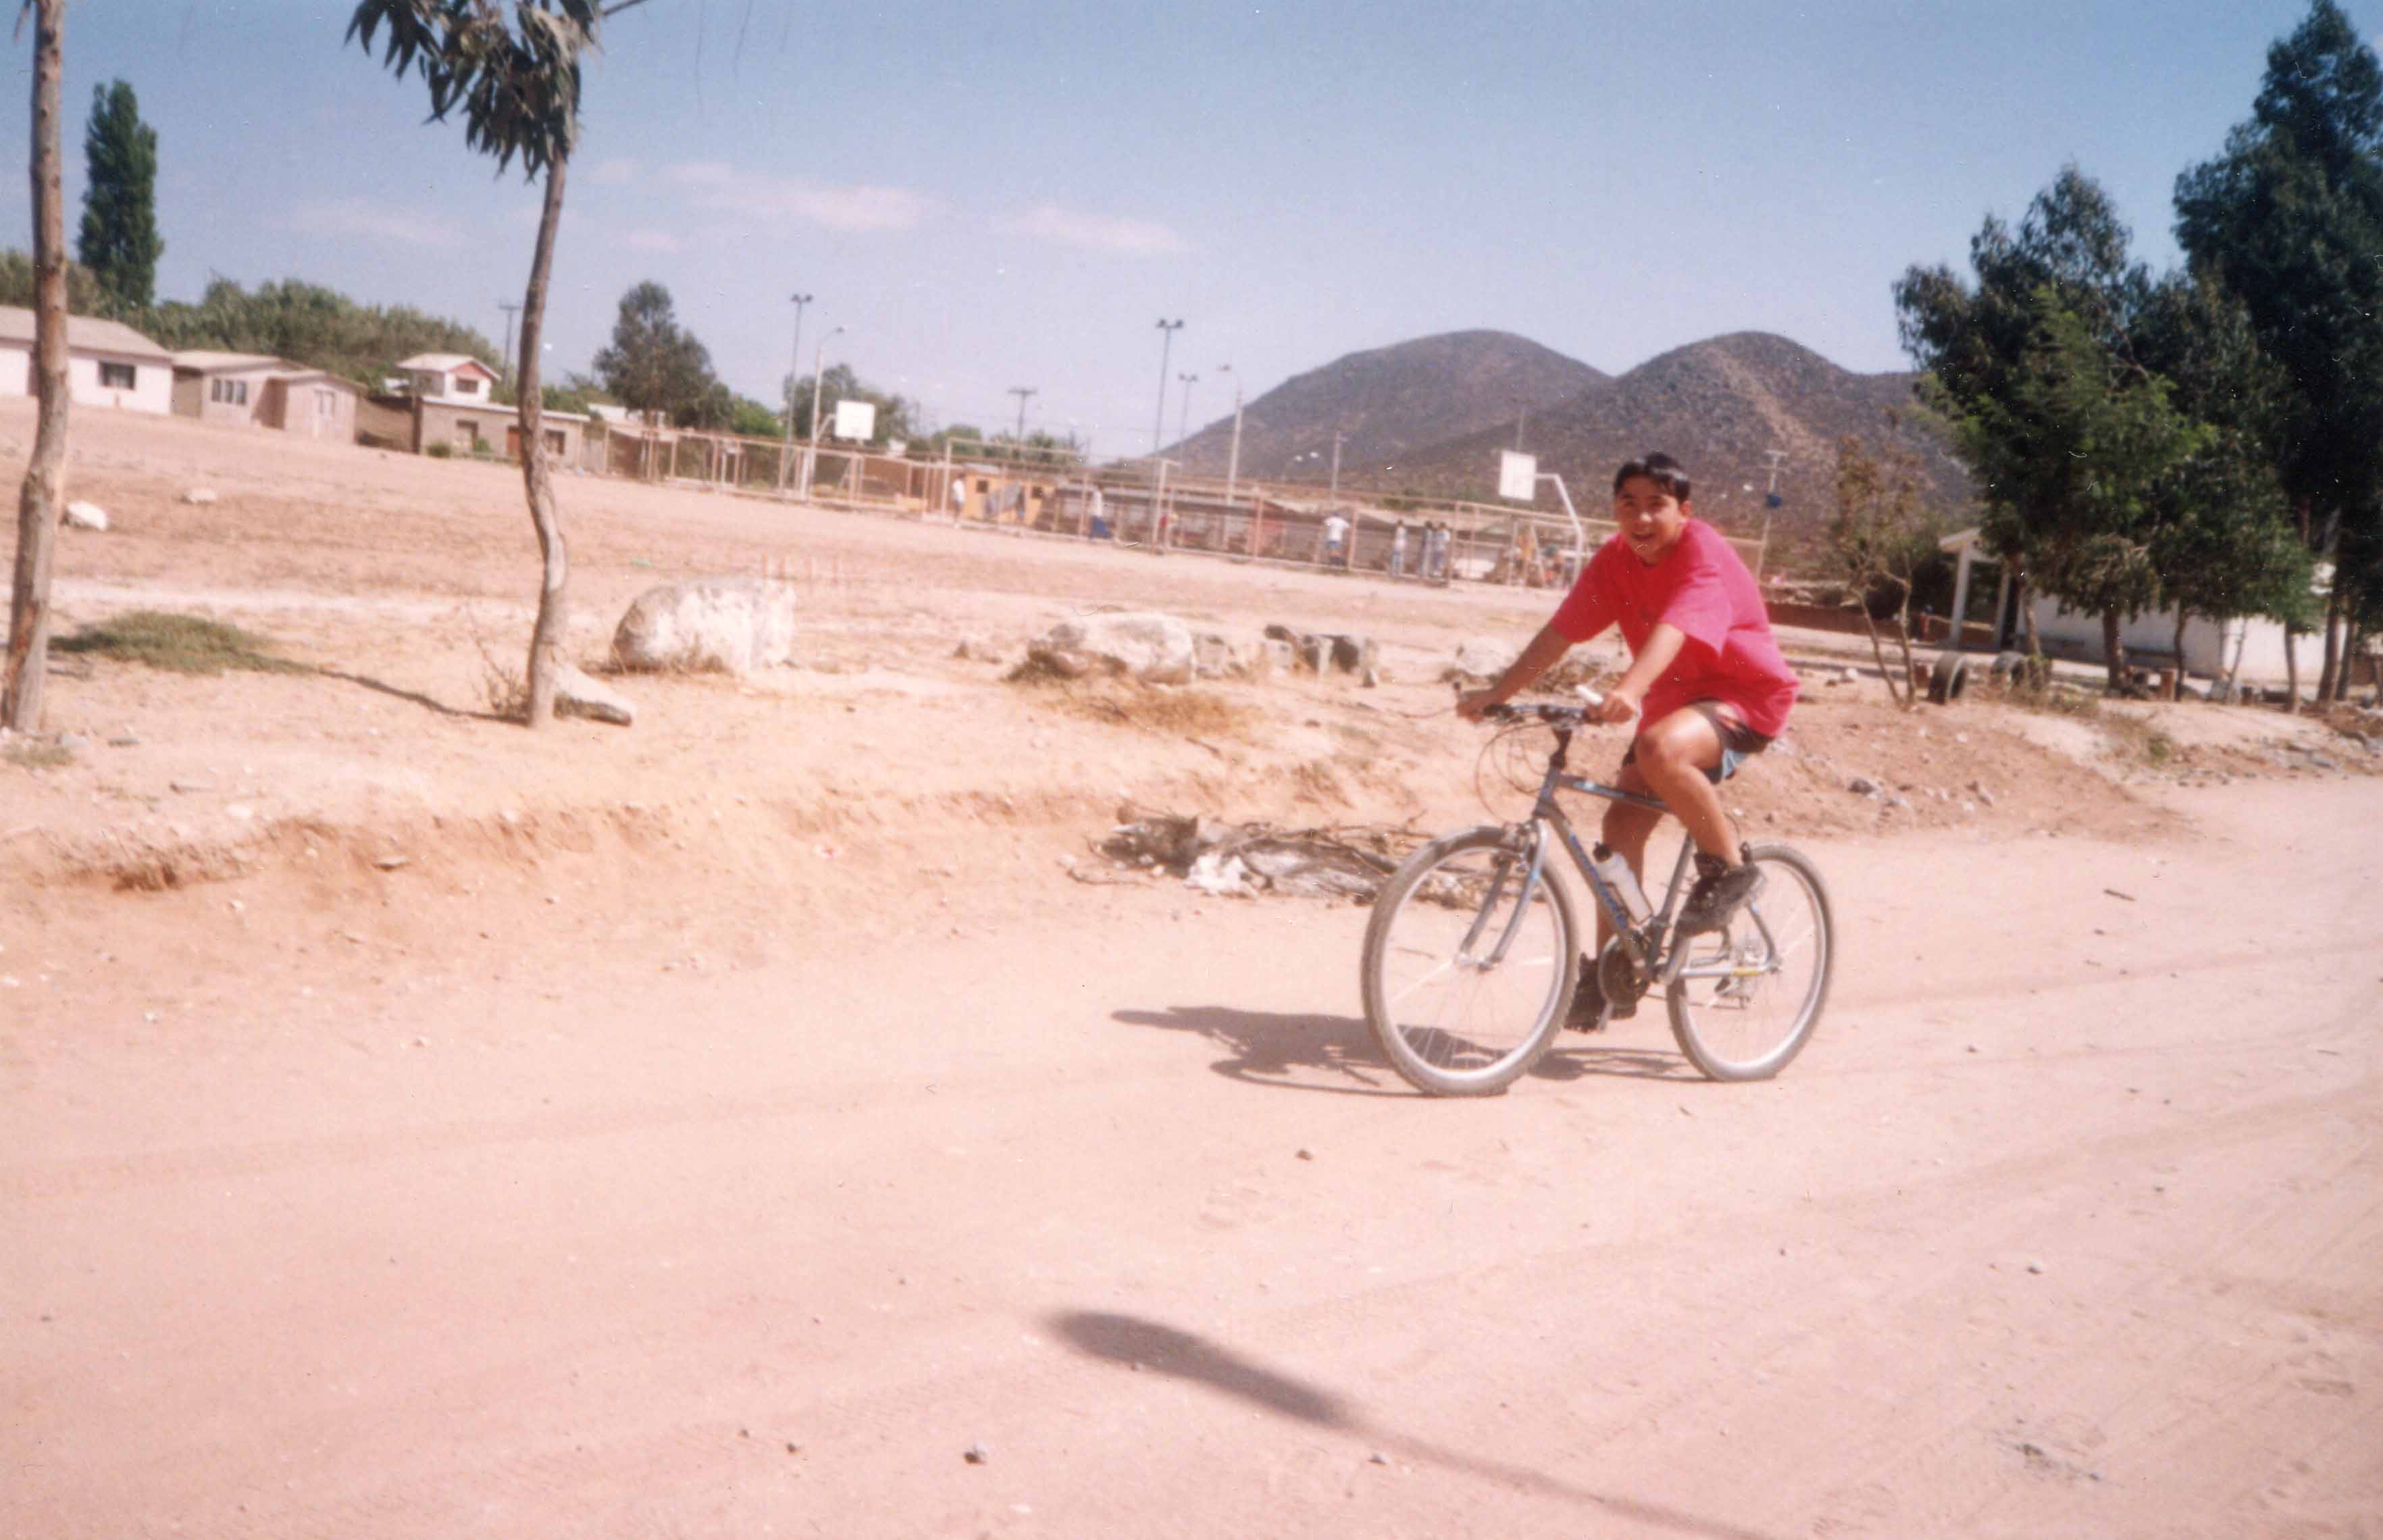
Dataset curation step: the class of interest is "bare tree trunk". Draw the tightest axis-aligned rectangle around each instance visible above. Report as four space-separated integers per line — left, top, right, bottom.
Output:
2171 607 2188 700
2315 581 2344 702
2017 573 2043 659
517 155 570 726
1857 610 1908 709
1891 611 1920 711
3 0 68 734
2283 628 2301 713
2101 607 2128 693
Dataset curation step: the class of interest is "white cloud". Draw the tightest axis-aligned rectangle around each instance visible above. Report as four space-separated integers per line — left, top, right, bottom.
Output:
998 203 1187 256
623 228 683 253
665 162 933 232
589 157 641 186
282 197 465 250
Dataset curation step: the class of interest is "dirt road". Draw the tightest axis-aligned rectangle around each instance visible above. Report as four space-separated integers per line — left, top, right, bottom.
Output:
9 773 2380 1538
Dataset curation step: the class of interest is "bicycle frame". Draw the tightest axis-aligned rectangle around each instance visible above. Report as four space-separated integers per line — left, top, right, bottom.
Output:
1484 721 1785 990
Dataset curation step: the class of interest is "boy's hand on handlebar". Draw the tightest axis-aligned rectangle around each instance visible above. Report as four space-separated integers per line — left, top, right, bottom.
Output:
1454 688 1503 723
1594 684 1641 725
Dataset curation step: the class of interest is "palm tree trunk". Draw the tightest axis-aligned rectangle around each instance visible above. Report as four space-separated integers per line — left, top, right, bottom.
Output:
517 154 570 726
3 0 69 733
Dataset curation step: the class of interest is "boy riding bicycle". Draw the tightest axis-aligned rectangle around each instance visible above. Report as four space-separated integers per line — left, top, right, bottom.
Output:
1457 452 1798 1025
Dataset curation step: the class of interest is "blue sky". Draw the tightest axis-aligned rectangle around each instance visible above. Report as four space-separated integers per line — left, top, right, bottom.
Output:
4 1 2373 455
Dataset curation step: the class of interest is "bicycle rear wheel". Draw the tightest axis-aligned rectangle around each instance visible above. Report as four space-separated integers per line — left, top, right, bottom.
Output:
1362 826 1579 1096
1664 842 1833 1081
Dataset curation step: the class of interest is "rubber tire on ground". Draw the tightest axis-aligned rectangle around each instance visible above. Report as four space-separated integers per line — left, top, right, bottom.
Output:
1928 650 1968 704
1361 825 1581 1097
1665 842 1835 1082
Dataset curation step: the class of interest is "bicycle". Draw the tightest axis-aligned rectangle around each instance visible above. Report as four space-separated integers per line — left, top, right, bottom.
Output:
1360 696 1835 1096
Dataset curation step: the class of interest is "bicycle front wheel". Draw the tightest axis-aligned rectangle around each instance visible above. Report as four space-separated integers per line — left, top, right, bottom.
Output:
1664 842 1834 1081
1362 825 1579 1096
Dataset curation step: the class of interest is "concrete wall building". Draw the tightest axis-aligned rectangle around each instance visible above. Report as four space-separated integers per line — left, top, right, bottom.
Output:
171 351 359 442
394 352 499 404
0 305 172 414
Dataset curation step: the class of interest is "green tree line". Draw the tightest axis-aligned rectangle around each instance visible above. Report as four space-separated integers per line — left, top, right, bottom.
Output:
1890 0 2380 704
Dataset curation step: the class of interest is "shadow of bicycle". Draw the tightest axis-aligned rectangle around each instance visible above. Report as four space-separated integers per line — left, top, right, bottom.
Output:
1112 1004 1703 1095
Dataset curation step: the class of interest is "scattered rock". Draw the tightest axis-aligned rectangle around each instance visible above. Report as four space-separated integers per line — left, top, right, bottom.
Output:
1028 611 1195 685
963 1443 991 1466
952 636 1002 663
555 663 636 727
373 855 409 871
106 735 138 748
1360 665 1380 689
1847 775 1880 796
168 779 212 794
1298 634 1331 674
55 732 84 750
180 488 220 505
1259 639 1297 675
61 500 107 532
1191 629 1252 682
1329 634 1379 675
1368 1452 1391 1467
612 577 800 673
1443 636 1519 685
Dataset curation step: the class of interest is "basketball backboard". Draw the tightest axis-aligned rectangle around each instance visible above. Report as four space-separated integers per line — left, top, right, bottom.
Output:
1498 450 1537 501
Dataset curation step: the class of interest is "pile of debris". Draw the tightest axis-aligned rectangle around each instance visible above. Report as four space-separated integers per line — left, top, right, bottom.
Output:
1080 808 1426 899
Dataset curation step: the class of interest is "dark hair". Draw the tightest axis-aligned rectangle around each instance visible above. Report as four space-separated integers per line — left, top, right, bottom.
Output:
1613 452 1691 503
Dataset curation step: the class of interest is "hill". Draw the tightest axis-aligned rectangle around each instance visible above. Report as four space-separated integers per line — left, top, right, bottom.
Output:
1387 332 1974 566
1169 329 1605 482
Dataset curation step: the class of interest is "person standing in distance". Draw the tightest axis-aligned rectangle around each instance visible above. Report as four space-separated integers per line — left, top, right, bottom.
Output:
1456 453 1797 1020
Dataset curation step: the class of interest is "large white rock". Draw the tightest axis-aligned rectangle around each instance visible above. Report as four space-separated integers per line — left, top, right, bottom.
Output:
62 500 107 531
554 663 635 726
1031 611 1195 685
612 578 799 673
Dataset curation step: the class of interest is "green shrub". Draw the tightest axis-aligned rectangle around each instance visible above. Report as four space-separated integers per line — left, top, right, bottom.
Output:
426 441 453 459
55 611 308 675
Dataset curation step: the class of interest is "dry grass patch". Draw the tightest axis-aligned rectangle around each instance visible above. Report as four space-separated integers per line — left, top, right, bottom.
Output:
54 610 309 676
1012 671 1258 742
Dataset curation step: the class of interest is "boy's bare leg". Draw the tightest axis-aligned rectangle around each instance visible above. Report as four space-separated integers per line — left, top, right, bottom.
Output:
1626 707 1740 865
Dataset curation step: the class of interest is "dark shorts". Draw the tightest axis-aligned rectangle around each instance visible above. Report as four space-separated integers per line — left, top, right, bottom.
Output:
1621 700 1773 785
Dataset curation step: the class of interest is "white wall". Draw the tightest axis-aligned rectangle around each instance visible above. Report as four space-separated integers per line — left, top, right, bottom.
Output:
2031 596 2297 683
0 343 171 413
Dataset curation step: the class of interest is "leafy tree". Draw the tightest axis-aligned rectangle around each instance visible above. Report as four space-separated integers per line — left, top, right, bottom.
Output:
76 80 162 312
1945 294 2205 689
143 274 498 386
1895 165 2154 667
4 0 69 732
727 394 783 438
0 246 105 314
2134 273 2315 691
592 280 715 424
1828 430 1947 709
351 0 617 727
2174 0 2383 702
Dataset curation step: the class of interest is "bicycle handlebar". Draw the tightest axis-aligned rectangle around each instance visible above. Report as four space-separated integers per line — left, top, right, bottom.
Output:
1480 686 1608 727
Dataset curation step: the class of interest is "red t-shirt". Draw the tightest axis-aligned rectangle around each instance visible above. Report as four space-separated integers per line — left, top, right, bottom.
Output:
1549 519 1798 738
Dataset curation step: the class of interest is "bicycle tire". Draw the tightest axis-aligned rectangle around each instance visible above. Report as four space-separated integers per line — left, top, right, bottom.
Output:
1361 825 1579 1096
1664 842 1834 1081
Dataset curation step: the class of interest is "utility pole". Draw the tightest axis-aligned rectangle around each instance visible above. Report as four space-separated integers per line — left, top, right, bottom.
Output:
1175 372 1198 457
497 301 521 392
1008 385 1037 447
781 292 812 493
1150 319 1183 456
1217 363 1245 510
1514 396 1527 451
1762 448 1789 498
1329 430 1345 506
806 324 845 500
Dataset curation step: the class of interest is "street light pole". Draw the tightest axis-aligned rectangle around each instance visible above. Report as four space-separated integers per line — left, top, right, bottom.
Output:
1175 372 1198 458
781 292 811 494
1008 385 1037 446
1329 430 1350 569
1150 319 1183 457
1216 363 1244 509
497 301 521 392
805 324 845 500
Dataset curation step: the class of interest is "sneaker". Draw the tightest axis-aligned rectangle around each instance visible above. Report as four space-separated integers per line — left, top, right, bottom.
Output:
1677 854 1765 935
1566 954 1636 1030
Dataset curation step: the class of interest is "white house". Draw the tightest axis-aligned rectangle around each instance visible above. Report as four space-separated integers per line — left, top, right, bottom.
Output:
0 305 173 414
394 351 500 404
2030 594 2309 686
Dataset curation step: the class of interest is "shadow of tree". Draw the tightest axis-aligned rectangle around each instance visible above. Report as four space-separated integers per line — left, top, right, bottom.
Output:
312 667 508 723
1048 1308 1787 1538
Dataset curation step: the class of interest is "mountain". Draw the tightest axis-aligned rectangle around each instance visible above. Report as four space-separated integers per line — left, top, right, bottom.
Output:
1169 330 1606 482
1385 332 1973 567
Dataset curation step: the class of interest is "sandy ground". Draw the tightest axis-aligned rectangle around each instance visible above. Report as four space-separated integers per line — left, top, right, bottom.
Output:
5 402 2382 1537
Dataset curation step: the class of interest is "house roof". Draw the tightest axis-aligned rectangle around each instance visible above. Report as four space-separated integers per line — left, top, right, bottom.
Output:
173 350 288 374
0 305 172 361
265 369 362 394
396 353 498 378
